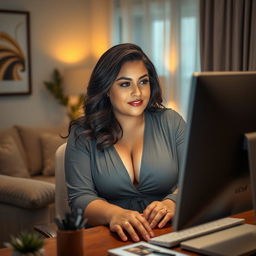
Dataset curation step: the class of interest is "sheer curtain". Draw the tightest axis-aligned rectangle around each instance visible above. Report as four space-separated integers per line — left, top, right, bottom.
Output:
112 0 200 119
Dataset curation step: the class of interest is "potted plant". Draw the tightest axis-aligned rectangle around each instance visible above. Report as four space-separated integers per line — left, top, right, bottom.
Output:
5 232 45 256
44 69 84 120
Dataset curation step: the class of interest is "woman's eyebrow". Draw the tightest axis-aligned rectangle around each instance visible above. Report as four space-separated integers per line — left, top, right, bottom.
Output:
115 74 148 81
115 76 132 81
139 74 149 80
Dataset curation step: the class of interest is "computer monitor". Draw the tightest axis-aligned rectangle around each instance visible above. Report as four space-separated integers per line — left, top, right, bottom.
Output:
173 71 256 231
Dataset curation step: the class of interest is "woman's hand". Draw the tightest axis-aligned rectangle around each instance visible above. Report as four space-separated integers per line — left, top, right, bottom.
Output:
109 209 154 242
143 199 175 229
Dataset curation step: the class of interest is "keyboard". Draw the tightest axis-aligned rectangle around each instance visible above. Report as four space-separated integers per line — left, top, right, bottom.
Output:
149 217 245 247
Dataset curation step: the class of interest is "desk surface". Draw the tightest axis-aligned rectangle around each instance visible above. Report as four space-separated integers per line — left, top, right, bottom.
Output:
0 211 255 256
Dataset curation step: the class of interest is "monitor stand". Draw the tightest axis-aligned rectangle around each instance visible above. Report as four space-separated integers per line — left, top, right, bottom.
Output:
180 223 256 256
180 132 256 256
245 132 256 213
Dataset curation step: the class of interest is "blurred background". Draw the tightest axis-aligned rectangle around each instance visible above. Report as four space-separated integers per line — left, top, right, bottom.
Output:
1 0 256 129
0 0 199 129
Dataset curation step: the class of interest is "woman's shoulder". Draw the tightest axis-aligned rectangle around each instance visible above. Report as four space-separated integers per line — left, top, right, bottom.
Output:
147 108 186 135
147 108 184 122
69 123 87 139
67 123 93 152
71 122 86 131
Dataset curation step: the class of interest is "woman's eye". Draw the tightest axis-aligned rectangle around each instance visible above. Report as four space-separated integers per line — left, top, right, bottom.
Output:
119 82 131 87
139 79 149 85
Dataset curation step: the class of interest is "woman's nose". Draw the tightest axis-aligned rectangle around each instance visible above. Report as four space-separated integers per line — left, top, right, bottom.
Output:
131 84 142 97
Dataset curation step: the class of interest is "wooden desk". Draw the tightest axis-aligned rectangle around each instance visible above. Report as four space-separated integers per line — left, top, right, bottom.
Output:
0 211 255 256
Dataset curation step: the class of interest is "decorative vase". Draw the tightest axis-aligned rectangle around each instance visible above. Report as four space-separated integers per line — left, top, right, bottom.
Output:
12 248 45 256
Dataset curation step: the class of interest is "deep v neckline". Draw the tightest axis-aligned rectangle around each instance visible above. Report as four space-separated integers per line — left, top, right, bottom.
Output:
112 112 148 189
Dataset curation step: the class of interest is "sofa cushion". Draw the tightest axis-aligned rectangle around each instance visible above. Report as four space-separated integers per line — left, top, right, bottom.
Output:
15 125 66 176
0 127 27 167
0 136 30 178
40 133 65 176
0 175 55 209
32 175 55 184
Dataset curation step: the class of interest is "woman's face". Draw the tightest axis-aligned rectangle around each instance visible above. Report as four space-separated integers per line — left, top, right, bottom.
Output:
108 60 151 119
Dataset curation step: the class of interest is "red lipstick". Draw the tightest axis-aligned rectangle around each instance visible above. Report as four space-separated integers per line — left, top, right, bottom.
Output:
128 100 143 107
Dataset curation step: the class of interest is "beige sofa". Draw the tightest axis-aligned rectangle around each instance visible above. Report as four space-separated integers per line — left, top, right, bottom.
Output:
0 125 66 248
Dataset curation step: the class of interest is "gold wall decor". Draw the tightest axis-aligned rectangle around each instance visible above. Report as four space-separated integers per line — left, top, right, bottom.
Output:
0 10 31 96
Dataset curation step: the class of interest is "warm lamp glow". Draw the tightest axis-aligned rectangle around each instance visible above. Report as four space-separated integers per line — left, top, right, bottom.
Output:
169 54 177 73
167 101 178 111
93 44 108 59
166 45 178 73
91 36 110 60
52 42 88 63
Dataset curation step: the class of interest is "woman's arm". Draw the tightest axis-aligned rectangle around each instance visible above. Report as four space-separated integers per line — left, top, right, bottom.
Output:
65 128 103 212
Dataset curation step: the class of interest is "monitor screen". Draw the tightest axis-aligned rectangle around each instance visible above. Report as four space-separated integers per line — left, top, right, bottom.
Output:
173 71 256 231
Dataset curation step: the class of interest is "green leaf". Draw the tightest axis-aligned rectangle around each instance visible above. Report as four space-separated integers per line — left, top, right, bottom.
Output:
44 69 84 120
6 232 44 252
44 69 69 107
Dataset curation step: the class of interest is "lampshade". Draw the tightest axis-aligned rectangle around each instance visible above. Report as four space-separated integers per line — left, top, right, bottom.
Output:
63 68 91 95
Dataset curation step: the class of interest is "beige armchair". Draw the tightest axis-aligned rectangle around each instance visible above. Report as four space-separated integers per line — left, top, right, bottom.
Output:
34 143 70 238
55 143 70 219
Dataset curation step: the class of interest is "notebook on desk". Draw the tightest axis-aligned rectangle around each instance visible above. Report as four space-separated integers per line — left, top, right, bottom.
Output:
108 241 189 256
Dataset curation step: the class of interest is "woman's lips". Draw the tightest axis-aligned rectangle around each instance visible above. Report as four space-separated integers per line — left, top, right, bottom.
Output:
128 100 143 107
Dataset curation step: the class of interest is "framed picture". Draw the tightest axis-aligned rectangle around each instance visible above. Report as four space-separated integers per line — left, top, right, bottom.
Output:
0 10 31 96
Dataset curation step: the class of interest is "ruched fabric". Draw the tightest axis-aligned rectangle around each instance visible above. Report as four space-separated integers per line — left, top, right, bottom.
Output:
65 109 186 213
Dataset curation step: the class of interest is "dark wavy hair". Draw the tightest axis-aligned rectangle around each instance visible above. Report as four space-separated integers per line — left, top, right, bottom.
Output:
69 43 165 151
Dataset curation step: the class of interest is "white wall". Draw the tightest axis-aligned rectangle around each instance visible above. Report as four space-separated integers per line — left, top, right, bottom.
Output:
0 0 112 129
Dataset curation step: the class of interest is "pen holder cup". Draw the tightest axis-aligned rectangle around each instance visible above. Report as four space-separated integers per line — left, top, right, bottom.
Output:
57 228 84 256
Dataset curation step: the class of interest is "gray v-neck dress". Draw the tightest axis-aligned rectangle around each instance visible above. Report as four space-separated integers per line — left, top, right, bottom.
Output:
65 109 185 213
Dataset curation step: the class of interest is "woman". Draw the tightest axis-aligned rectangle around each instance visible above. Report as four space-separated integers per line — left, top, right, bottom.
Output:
65 43 185 242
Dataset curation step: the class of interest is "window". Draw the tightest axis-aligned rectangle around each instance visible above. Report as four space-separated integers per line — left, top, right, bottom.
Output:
112 0 200 118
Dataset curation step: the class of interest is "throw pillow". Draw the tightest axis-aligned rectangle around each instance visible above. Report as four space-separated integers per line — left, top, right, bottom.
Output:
15 125 67 175
0 136 30 178
40 133 65 176
0 127 28 168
